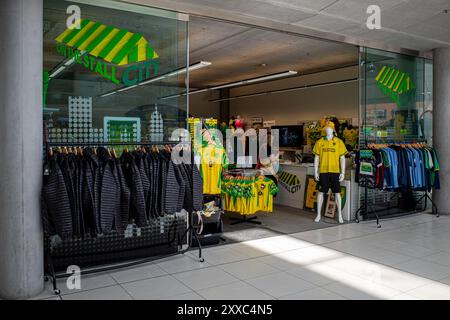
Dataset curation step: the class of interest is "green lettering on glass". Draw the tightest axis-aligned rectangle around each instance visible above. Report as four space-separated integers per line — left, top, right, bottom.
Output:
122 65 138 86
103 63 111 81
111 66 120 85
95 60 104 77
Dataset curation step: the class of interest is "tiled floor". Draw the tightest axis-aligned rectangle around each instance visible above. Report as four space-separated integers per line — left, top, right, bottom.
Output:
35 212 450 300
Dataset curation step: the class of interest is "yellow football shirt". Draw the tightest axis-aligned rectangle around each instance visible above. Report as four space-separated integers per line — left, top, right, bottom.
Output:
312 137 347 173
200 143 229 195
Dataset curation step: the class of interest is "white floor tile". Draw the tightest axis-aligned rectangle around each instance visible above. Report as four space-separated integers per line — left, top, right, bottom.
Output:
287 264 337 286
406 282 450 300
62 285 132 300
423 251 450 268
245 272 316 298
291 230 343 244
156 254 212 274
231 243 272 258
262 235 314 252
382 242 440 259
389 293 421 300
58 272 117 295
350 246 413 266
173 266 239 291
439 277 450 286
42 296 62 300
241 238 283 257
218 259 279 280
109 263 167 284
279 287 347 300
197 281 274 300
320 255 430 291
199 246 250 266
164 291 205 300
323 277 401 300
122 275 191 300
393 259 450 281
257 246 343 271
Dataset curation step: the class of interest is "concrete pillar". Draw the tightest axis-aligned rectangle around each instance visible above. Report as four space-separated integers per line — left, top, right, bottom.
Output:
0 0 44 299
433 48 450 215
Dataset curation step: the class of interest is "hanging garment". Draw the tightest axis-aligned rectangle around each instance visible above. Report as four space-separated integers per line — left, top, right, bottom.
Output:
356 145 440 192
115 157 131 229
122 151 147 227
43 146 203 239
200 142 229 195
192 163 204 212
42 155 73 239
222 176 279 215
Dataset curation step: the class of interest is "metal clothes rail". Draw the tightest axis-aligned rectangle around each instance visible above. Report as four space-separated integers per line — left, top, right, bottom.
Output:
43 140 204 295
354 143 439 228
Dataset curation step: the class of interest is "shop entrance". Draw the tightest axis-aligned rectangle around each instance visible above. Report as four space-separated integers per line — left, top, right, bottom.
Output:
186 16 360 244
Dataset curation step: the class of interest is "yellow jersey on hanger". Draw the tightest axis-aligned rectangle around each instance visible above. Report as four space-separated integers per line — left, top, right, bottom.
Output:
200 143 229 195
312 137 347 173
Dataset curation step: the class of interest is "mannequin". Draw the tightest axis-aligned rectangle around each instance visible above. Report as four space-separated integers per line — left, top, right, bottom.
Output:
313 123 347 224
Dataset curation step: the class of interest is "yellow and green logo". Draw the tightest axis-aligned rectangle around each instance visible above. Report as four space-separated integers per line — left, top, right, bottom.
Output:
279 171 301 194
375 65 415 106
55 19 160 86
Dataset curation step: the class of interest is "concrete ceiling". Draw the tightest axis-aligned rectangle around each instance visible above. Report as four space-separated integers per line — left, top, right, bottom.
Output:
126 0 450 55
189 16 358 88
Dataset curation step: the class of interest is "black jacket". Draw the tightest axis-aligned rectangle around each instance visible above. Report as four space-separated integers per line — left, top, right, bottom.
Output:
42 155 73 239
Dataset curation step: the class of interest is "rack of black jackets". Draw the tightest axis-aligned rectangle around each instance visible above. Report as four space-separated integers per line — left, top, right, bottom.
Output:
355 144 440 192
42 146 203 240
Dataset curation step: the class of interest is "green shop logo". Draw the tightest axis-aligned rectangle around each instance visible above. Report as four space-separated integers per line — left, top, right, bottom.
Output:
375 65 415 106
54 19 160 87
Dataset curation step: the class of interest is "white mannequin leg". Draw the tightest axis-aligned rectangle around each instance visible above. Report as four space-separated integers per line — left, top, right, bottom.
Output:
334 193 344 224
315 192 324 223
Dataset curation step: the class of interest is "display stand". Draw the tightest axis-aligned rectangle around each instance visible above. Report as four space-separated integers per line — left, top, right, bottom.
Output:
43 141 204 295
355 144 440 228
417 191 439 217
354 175 381 228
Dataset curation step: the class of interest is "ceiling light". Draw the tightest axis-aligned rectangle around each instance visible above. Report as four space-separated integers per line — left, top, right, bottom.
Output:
159 70 298 100
100 61 212 97
209 78 358 103
100 91 116 98
211 71 298 91
118 84 138 92
49 66 66 78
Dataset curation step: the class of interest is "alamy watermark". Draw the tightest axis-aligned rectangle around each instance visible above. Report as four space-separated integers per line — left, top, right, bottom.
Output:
66 265 81 290
366 5 381 30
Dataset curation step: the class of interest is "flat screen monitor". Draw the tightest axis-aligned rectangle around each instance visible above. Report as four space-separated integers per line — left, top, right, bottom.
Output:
272 125 304 149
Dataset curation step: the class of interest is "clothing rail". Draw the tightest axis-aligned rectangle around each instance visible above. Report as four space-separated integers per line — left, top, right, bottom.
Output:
46 141 186 147
355 141 439 227
43 140 203 295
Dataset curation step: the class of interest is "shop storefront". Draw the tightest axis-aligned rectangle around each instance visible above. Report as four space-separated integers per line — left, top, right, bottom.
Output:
37 2 442 293
1 0 449 300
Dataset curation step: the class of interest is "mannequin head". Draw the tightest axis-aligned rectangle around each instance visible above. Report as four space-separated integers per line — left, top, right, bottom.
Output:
325 126 334 137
